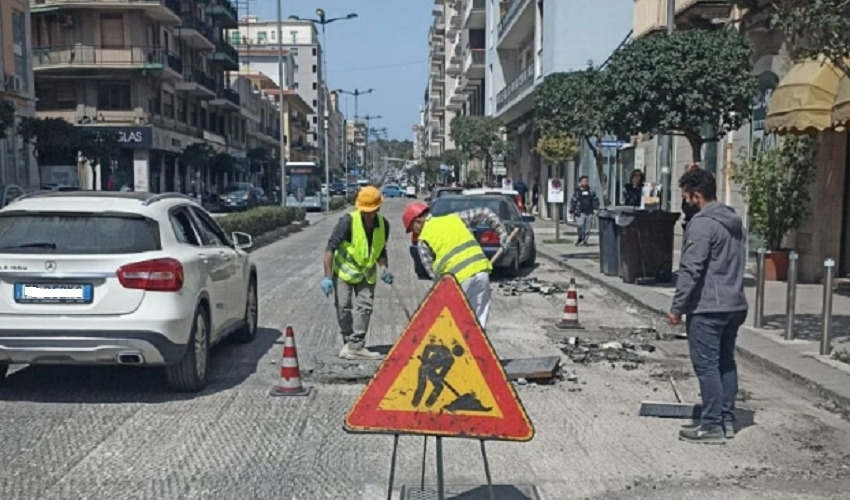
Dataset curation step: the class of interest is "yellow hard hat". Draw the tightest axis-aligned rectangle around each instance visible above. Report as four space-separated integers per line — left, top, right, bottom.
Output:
355 186 383 212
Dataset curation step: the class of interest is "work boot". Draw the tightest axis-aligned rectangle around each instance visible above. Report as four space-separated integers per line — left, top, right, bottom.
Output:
679 425 725 445
339 343 382 360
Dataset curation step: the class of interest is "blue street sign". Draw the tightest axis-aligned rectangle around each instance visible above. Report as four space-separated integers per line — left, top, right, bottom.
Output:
597 140 629 149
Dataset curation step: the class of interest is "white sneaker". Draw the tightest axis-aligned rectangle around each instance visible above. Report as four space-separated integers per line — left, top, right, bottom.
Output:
339 344 383 360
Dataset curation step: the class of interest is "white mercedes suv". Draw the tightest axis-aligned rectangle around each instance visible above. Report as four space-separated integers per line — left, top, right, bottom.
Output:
0 192 258 392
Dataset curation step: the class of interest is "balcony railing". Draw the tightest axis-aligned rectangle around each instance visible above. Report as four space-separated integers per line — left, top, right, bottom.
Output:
208 0 238 24
33 45 176 70
184 68 217 92
469 48 485 65
499 0 531 35
33 0 180 14
164 51 182 73
496 64 534 110
213 42 239 63
180 13 215 41
220 87 240 106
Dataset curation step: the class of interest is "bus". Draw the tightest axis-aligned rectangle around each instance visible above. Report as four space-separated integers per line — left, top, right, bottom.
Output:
285 162 325 211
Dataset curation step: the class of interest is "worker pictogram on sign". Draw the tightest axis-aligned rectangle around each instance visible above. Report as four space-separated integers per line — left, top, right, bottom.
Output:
344 275 534 442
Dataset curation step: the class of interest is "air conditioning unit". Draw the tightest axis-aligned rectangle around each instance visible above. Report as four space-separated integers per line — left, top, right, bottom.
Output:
60 14 74 27
11 76 23 92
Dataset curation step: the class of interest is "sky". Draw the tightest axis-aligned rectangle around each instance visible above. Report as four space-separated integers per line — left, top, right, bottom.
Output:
250 0 433 141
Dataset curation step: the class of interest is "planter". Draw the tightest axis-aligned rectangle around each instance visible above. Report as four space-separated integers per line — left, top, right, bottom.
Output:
764 250 789 282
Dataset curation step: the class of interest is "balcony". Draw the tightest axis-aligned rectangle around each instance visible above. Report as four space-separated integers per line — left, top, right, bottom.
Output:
207 0 238 28
633 0 734 39
33 45 180 75
211 87 241 111
210 42 238 71
496 64 534 111
462 48 485 80
464 0 486 30
31 0 181 24
176 68 216 98
177 13 216 50
162 51 183 80
498 0 534 48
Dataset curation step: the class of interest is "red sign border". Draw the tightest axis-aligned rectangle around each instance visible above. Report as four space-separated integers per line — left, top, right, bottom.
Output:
344 276 534 442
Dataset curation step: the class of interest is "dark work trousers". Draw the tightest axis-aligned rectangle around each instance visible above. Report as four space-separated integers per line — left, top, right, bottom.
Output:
686 310 747 427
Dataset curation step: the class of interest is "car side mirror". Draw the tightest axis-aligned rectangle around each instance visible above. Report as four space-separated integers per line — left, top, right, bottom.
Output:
522 215 535 223
232 232 253 250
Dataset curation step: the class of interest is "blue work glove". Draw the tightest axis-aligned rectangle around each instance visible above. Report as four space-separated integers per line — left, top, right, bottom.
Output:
381 268 394 285
320 277 334 297
500 234 511 251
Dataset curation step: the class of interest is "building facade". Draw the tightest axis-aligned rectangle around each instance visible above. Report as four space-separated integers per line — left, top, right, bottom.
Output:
1 0 36 187
29 0 245 194
230 17 324 166
326 89 344 176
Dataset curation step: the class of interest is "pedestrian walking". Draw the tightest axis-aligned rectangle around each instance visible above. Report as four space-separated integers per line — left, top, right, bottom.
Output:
623 169 645 207
568 176 600 246
402 201 510 328
514 176 529 208
321 186 394 360
668 169 748 445
531 180 540 214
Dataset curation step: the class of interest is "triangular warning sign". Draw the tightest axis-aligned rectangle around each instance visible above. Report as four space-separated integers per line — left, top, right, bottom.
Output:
345 276 534 442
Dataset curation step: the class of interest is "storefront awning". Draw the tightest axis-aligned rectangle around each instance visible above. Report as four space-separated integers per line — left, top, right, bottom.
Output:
766 58 843 135
832 76 850 130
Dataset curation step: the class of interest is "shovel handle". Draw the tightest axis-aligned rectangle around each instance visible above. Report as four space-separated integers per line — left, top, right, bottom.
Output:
490 228 521 264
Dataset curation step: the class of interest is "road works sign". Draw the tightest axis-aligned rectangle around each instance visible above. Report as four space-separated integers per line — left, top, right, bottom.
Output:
344 276 534 441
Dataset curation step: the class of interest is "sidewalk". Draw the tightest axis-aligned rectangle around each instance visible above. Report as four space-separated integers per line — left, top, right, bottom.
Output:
532 220 850 412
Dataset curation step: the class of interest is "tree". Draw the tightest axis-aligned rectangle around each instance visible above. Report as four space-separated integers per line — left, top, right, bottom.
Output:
535 130 580 166
246 147 270 176
604 29 758 163
734 136 816 251
534 68 611 203
0 100 15 140
180 143 216 173
450 116 507 182
18 117 79 166
442 148 465 182
773 0 850 78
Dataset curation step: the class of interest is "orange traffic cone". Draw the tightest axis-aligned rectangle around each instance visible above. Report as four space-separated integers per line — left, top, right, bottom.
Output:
557 278 584 330
270 326 313 397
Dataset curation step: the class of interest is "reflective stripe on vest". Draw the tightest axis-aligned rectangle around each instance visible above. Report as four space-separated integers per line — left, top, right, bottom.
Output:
333 211 386 284
419 213 492 283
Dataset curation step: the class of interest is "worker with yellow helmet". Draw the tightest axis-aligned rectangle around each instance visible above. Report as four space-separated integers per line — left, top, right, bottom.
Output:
321 186 392 360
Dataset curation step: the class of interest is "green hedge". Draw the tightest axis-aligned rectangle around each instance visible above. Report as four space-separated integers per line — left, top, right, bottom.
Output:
217 206 306 238
329 196 347 211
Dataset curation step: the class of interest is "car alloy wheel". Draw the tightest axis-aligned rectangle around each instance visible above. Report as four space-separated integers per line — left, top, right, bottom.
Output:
194 313 208 381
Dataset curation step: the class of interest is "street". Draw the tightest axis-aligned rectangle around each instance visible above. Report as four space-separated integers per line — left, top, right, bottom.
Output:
0 199 848 500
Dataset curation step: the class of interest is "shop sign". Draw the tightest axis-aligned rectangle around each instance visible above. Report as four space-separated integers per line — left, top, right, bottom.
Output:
78 126 152 149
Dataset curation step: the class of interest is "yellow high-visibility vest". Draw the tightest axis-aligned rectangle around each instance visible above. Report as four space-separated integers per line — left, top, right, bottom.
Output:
333 211 386 285
419 213 491 283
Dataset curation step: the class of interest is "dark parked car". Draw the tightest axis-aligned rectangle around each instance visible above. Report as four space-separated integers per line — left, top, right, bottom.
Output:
409 195 536 279
0 184 26 208
220 182 262 211
329 181 346 196
427 187 464 207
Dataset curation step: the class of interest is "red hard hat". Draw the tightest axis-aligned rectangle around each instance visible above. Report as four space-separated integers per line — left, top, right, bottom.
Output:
403 201 429 233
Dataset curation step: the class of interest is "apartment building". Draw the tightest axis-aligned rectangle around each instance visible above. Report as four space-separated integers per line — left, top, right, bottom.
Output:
486 0 631 213
450 0 486 118
230 16 324 165
0 0 36 187
326 90 344 175
229 72 282 194
29 0 244 193
346 120 366 167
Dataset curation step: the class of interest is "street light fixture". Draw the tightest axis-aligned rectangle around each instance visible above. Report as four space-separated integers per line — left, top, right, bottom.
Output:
361 114 382 174
289 9 358 212
337 88 376 179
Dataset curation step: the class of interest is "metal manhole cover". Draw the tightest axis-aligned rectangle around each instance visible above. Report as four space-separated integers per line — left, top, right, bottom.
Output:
400 484 540 500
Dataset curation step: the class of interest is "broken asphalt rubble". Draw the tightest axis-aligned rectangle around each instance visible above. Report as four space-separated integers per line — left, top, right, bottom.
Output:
498 277 563 296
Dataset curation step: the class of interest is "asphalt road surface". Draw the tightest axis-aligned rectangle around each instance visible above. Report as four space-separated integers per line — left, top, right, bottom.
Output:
1 198 849 499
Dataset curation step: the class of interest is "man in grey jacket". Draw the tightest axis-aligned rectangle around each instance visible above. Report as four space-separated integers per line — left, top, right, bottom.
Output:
669 169 748 445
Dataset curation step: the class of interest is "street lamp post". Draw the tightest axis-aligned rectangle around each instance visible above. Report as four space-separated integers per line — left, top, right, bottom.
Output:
277 0 287 206
289 9 357 212
337 88 375 173
362 114 382 174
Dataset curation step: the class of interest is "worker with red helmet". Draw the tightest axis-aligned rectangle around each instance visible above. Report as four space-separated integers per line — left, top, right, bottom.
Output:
402 201 509 328
321 186 393 360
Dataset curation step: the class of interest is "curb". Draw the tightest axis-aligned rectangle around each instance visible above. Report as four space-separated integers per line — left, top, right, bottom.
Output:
248 219 310 253
536 244 850 413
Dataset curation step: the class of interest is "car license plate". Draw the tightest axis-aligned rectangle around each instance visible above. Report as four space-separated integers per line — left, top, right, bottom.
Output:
14 283 93 304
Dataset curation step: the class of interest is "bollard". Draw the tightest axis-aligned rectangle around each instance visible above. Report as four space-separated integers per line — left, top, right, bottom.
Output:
820 259 835 356
785 252 798 341
754 248 766 328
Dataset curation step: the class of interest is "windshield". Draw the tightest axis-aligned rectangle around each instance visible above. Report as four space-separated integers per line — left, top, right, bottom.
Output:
225 183 251 193
0 214 161 254
430 197 510 220
290 174 321 196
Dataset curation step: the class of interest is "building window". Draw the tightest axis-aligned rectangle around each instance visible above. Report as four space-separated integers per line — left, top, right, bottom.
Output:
231 31 241 45
312 64 317 73
312 82 317 90
162 91 175 118
35 83 76 111
97 81 131 110
100 14 124 47
271 30 276 40
11 10 28 91
312 99 317 107
290 31 298 44
313 133 317 142
312 116 317 124
312 47 317 56
257 31 267 44
177 97 187 123
291 48 299 56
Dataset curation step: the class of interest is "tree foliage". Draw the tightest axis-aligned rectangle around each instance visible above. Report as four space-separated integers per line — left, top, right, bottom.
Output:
442 148 465 181
450 116 507 181
734 136 816 250
604 29 758 163
773 0 850 78
0 100 15 140
18 117 79 165
535 69 611 203
535 130 580 166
